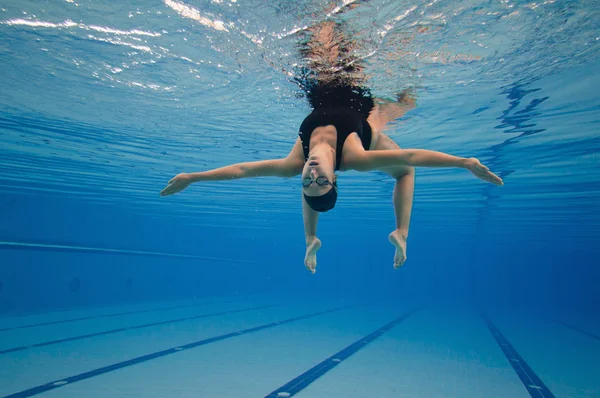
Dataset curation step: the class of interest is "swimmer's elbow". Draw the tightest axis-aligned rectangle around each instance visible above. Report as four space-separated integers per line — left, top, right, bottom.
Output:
237 164 254 178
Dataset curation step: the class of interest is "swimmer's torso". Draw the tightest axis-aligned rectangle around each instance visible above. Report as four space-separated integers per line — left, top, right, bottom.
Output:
299 107 378 171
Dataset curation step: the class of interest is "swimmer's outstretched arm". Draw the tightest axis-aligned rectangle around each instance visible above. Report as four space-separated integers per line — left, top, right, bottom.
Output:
159 159 297 196
351 149 504 185
160 139 306 196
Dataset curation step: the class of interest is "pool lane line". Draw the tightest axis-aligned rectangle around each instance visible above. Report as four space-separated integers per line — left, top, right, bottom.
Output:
0 299 240 332
479 312 556 398
264 308 419 398
0 303 277 355
2 305 352 398
0 241 259 264
557 321 600 341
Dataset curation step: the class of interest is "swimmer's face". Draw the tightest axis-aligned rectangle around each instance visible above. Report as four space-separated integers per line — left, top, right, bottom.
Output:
301 155 335 197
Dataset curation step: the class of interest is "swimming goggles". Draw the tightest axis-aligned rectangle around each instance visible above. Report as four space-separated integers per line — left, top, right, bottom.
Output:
302 176 336 188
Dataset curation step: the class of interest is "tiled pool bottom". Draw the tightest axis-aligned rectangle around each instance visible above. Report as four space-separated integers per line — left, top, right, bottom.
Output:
0 296 598 397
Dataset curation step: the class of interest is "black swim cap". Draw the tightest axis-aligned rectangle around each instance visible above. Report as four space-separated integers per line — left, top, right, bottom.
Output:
303 183 338 212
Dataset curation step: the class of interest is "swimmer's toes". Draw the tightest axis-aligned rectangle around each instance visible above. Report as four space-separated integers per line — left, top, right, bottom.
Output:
388 230 408 269
393 252 406 268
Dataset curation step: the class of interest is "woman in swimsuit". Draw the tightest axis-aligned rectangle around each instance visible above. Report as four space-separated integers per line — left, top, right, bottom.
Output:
159 21 503 273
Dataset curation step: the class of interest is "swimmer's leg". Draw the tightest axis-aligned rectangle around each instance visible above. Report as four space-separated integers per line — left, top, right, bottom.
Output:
373 133 415 268
302 192 321 274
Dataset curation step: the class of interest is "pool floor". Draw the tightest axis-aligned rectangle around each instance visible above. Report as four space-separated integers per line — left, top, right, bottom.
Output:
0 295 598 397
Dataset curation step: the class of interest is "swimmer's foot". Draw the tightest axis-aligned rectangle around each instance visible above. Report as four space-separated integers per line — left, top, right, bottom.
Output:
388 230 408 269
304 236 321 274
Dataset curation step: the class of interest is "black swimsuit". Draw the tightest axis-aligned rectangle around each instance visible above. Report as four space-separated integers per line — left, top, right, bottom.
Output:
298 107 372 171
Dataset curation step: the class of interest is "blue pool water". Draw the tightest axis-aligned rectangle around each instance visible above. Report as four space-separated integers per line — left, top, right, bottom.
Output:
0 0 599 396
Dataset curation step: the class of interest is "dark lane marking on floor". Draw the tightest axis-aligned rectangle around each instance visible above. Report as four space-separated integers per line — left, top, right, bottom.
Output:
0 300 238 332
558 321 600 342
0 304 277 355
3 306 351 398
480 312 556 398
264 309 418 398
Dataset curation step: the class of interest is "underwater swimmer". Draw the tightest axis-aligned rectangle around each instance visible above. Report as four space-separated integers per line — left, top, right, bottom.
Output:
159 103 502 273
159 21 503 273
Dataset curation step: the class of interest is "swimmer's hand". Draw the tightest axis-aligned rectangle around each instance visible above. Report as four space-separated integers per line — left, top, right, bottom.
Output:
160 173 192 196
397 87 417 107
464 158 504 186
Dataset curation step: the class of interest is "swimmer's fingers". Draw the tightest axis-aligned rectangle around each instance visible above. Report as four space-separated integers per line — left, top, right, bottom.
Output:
160 174 191 196
160 182 188 196
159 183 176 196
397 89 417 105
160 183 175 196
476 169 504 186
465 158 504 186
400 87 416 97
